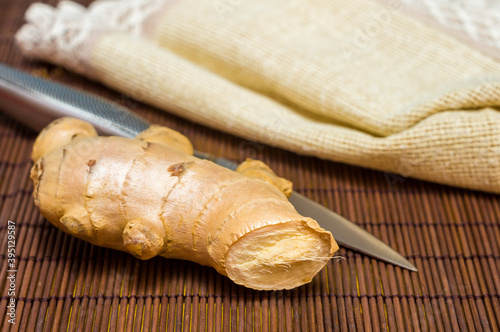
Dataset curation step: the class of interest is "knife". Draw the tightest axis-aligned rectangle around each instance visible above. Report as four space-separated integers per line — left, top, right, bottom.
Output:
0 63 417 272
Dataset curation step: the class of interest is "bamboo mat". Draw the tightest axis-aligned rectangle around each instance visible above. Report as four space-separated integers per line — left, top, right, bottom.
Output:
1 1 500 331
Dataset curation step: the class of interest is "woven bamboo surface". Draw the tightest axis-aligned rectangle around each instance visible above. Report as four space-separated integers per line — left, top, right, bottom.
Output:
1 0 500 331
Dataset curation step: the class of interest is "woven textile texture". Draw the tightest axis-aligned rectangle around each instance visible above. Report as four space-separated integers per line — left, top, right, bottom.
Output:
15 0 500 194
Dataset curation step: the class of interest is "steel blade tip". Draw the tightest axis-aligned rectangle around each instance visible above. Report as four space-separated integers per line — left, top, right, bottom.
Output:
389 257 418 272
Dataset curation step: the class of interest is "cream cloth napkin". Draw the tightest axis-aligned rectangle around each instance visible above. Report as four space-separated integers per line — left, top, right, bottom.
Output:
16 0 500 193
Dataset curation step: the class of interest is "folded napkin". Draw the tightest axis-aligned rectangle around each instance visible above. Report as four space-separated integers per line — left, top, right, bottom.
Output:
16 0 500 193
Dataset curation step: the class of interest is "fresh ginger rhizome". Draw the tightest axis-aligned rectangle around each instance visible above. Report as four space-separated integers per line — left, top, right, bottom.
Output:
30 118 338 290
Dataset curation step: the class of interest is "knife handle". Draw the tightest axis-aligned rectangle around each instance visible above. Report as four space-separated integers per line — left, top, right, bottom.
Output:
0 63 150 137
0 64 240 169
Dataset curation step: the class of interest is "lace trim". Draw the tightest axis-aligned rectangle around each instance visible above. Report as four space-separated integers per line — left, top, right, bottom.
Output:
15 0 167 75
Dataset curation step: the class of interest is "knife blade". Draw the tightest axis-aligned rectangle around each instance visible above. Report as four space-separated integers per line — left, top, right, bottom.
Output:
0 63 417 272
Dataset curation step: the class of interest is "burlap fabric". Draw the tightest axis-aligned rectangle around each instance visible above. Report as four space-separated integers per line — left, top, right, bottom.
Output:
16 0 500 193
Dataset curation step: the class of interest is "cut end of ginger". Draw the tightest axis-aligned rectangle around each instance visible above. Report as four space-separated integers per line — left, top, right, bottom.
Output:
225 220 338 290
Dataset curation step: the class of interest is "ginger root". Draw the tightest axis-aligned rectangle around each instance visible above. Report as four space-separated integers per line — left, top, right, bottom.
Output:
30 117 338 290
236 159 293 198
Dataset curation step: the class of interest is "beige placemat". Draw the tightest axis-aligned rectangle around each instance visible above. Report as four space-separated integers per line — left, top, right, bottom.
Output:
15 0 500 193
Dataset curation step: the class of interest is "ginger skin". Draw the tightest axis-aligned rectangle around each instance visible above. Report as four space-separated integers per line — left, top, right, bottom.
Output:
135 124 194 155
30 118 338 290
236 159 293 198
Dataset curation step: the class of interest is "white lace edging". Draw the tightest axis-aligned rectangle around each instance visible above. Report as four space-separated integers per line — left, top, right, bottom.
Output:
15 0 167 75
